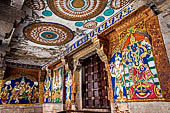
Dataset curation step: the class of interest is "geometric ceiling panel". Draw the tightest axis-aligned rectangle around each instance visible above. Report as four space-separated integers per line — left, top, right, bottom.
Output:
47 0 108 21
24 22 74 46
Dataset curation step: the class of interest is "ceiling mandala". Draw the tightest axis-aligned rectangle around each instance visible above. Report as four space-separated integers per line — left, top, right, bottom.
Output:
24 22 74 46
110 0 131 10
47 0 108 21
24 0 45 10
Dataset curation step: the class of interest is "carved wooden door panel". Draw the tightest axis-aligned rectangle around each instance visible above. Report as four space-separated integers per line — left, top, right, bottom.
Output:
82 54 110 109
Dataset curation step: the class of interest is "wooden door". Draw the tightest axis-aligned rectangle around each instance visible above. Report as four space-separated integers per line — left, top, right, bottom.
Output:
82 54 110 109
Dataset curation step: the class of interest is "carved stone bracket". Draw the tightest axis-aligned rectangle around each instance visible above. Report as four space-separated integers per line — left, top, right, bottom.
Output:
73 58 82 72
92 36 109 64
61 57 71 73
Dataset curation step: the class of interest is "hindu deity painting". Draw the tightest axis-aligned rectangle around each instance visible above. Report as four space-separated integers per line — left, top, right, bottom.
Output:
65 72 72 103
0 76 39 104
52 67 63 103
110 25 162 101
110 52 127 101
43 69 52 103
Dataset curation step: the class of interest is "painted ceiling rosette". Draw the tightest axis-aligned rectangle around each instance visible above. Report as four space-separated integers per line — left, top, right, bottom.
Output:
47 0 108 21
24 22 74 46
24 0 45 10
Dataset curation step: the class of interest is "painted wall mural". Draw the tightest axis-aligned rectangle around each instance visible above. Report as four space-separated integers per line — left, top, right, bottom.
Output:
44 66 63 103
44 69 52 103
65 72 72 104
24 22 74 46
110 25 162 101
52 67 63 103
0 76 39 105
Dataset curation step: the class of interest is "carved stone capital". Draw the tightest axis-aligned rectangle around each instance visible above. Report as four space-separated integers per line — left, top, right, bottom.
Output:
61 56 72 73
73 58 82 72
92 36 108 64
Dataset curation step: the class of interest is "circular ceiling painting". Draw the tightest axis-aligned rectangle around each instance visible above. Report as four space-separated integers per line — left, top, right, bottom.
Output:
110 0 131 10
24 22 74 46
47 0 108 21
24 0 45 10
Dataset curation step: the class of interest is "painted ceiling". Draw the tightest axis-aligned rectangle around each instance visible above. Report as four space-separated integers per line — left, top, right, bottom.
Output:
6 0 133 66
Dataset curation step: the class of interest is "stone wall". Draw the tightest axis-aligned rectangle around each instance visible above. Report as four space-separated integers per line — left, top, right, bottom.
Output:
128 102 170 113
112 102 170 113
43 103 63 113
0 104 43 113
158 12 170 64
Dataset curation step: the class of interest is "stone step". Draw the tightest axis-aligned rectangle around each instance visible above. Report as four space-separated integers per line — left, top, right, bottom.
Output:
57 110 111 113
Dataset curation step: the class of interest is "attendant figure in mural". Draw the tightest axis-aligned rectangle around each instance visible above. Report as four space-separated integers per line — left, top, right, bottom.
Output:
65 72 72 103
110 52 127 100
32 86 39 103
0 81 12 104
9 81 21 103
122 28 162 99
44 68 52 103
52 68 62 103
25 82 33 103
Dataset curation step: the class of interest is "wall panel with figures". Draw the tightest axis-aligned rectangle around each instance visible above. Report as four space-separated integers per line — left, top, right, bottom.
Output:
65 72 72 104
110 24 163 102
0 67 40 105
99 6 170 103
43 64 64 103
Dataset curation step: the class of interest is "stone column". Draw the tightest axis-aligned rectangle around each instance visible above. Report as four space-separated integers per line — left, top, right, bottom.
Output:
61 57 73 111
72 58 82 110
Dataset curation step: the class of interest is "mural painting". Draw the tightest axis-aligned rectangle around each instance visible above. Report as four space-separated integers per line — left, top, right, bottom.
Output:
65 72 72 104
110 24 162 101
44 69 52 103
110 52 127 101
44 66 64 103
0 76 39 104
52 67 63 103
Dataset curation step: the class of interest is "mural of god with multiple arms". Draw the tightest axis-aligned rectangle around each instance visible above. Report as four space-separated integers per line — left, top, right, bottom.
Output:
110 27 162 101
0 76 39 104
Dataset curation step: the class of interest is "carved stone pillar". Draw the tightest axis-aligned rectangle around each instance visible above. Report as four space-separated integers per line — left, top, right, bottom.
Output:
73 58 83 110
61 57 74 110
